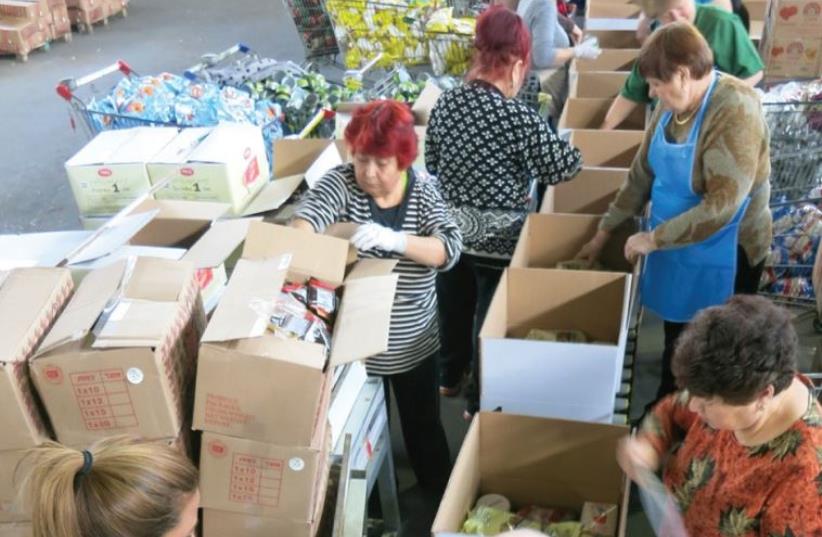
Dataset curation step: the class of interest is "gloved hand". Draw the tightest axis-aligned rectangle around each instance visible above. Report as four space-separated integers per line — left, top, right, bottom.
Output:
573 38 602 59
351 223 407 254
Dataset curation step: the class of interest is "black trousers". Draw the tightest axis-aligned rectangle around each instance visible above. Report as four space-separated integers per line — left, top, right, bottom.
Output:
382 355 452 495
654 245 766 401
436 254 507 414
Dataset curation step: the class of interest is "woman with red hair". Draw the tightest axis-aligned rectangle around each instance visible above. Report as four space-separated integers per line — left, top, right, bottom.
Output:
292 99 461 497
427 5 582 418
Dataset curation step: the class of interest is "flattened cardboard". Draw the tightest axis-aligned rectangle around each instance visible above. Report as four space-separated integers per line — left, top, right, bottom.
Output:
127 198 229 248
199 427 330 520
0 231 92 270
571 48 639 72
432 412 629 537
586 29 640 49
31 259 203 446
569 129 644 168
569 71 630 99
241 175 304 216
480 268 631 423
558 98 647 131
539 167 628 214
0 268 73 450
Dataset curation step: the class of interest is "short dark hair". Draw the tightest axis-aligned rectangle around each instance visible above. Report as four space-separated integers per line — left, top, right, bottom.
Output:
637 21 714 82
672 295 798 405
469 5 532 81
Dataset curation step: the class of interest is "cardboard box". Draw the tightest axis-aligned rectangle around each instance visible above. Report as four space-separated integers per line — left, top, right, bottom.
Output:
48 2 70 38
67 4 104 25
148 124 269 215
0 523 30 537
569 71 629 98
760 35 821 79
0 268 73 450
0 1 42 20
748 0 768 20
0 448 32 522
203 508 323 537
432 412 629 537
66 0 96 10
539 168 627 214
558 98 647 131
480 268 631 422
569 129 644 168
586 29 640 49
764 0 822 37
200 426 331 520
586 2 641 18
411 80 442 126
65 127 180 216
0 17 48 57
571 48 639 72
30 258 205 446
193 221 399 446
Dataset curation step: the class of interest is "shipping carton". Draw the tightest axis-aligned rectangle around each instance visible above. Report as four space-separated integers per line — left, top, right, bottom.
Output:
539 168 627 214
0 268 73 450
30 258 205 446
586 29 640 48
760 0 822 79
432 412 630 537
193 221 399 445
48 2 70 39
569 71 629 98
480 268 631 422
149 124 269 215
569 129 644 168
0 1 42 20
202 508 323 537
0 448 31 522
571 48 639 72
65 127 179 216
558 98 647 131
586 2 641 18
0 17 48 58
199 425 331 520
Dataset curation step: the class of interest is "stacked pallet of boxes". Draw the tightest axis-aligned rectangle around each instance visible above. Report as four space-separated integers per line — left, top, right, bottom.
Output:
0 0 50 61
192 221 398 537
0 268 74 536
66 0 126 33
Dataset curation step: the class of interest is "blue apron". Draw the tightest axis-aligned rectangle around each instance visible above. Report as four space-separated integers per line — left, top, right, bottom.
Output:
640 71 752 323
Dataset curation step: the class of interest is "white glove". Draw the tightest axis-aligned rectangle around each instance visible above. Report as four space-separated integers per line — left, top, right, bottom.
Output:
573 38 602 59
351 223 407 254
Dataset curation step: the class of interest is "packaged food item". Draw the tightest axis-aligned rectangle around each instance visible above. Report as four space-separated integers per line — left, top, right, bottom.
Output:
555 259 604 271
525 329 589 343
580 502 618 536
307 278 338 322
515 505 577 528
461 506 517 535
475 494 511 512
546 521 583 537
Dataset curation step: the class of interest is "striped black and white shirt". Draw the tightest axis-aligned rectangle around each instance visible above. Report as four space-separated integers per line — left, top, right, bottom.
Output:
294 163 463 376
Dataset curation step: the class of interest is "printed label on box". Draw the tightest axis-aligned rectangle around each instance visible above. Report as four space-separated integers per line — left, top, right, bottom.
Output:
71 368 138 430
229 453 284 507
204 393 254 428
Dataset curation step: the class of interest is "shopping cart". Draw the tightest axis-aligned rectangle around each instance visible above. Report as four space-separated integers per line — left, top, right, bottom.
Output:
282 0 340 61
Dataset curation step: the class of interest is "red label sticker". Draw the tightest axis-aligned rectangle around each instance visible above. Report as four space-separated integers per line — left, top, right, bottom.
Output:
243 157 260 187
43 365 63 385
208 439 228 458
97 168 112 177
195 268 213 289
180 167 194 177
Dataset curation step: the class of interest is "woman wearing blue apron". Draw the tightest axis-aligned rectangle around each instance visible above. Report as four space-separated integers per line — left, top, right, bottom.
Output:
577 22 772 412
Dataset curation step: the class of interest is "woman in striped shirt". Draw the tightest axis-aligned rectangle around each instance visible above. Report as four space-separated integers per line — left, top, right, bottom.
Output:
292 100 462 497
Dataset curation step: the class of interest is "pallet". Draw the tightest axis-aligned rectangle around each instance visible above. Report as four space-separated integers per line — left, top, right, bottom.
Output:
1 39 52 62
68 4 126 34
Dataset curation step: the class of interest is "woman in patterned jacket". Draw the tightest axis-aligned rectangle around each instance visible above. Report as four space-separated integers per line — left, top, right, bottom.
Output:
619 295 822 536
426 5 582 418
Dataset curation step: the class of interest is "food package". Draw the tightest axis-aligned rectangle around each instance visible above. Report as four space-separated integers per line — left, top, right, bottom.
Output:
461 506 517 536
475 494 512 512
547 522 584 537
526 329 589 343
426 7 476 75
580 502 618 536
555 259 605 271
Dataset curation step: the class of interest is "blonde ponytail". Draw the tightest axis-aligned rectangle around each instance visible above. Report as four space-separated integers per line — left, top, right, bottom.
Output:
20 436 198 537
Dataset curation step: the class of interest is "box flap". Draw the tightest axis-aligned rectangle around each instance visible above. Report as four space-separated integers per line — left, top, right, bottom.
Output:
92 299 179 348
304 144 343 189
36 260 127 356
432 416 481 534
183 218 254 268
201 257 290 343
345 258 398 281
325 222 359 240
66 210 158 265
0 231 94 269
273 139 347 178
329 273 398 366
70 246 186 272
127 200 229 247
106 127 179 164
124 257 194 302
147 127 212 165
132 198 230 221
479 269 509 339
243 222 349 284
65 129 137 167
187 123 262 165
241 175 304 216
411 80 443 126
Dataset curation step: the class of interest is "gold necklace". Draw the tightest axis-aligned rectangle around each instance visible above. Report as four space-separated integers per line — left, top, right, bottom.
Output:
674 106 698 125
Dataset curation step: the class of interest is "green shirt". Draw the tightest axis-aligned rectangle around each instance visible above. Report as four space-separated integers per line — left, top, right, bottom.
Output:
620 6 764 103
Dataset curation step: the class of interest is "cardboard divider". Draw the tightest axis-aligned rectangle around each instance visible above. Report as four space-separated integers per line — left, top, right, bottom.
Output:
432 412 629 536
559 98 647 131
539 167 627 214
571 48 639 72
586 29 640 49
569 129 644 168
569 71 629 99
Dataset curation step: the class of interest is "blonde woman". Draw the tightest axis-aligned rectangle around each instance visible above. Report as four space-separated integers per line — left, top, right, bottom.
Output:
21 436 199 537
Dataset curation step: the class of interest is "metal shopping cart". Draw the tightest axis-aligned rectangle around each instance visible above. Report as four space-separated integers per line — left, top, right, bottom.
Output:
282 0 340 61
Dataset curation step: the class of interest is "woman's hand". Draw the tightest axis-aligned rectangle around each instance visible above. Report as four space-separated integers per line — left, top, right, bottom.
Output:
351 223 407 254
624 231 657 264
617 436 660 484
576 229 610 264
570 24 583 45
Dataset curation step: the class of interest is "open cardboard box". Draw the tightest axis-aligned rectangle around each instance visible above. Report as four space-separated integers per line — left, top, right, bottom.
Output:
539 168 627 214
571 48 639 72
480 268 631 423
199 423 331 521
558 98 647 131
569 130 644 169
432 412 630 537
30 258 205 446
569 71 629 99
586 2 641 18
192 221 399 446
586 29 640 49
0 268 73 451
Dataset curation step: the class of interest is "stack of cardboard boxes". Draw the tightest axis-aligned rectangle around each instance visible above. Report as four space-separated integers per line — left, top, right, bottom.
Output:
66 0 126 33
759 0 822 81
0 0 71 61
192 222 399 536
0 268 74 536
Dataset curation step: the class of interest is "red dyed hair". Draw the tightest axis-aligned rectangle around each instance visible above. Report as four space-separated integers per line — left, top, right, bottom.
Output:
344 100 418 170
469 5 532 81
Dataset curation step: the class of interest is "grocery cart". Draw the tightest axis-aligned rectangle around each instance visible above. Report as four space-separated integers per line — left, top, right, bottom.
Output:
282 0 340 61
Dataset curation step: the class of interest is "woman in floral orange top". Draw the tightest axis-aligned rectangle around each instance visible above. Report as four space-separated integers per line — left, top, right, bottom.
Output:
619 295 822 536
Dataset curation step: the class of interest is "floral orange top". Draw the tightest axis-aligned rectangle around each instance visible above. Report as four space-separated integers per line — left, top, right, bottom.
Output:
640 378 822 537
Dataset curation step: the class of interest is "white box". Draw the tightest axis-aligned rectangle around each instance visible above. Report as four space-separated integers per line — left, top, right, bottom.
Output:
480 268 631 423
